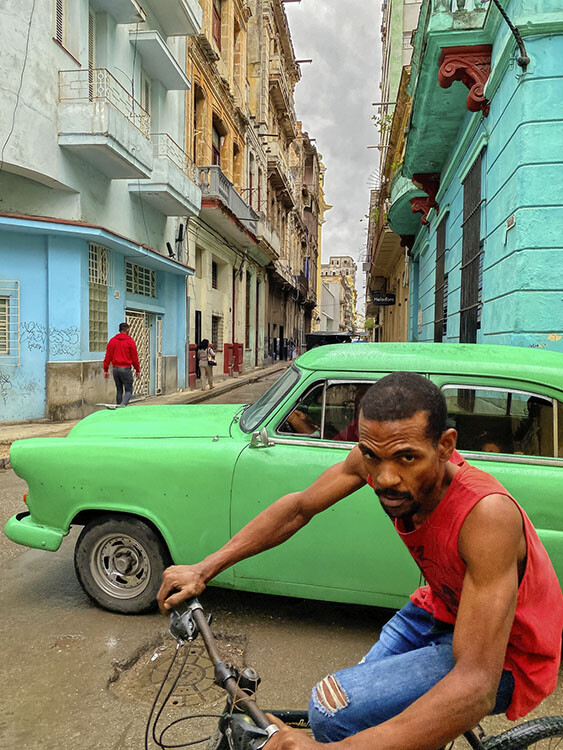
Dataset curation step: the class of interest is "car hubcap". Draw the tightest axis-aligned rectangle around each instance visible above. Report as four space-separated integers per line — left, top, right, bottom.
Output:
90 533 151 599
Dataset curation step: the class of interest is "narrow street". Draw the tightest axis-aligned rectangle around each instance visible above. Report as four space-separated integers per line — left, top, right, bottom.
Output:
0 372 382 750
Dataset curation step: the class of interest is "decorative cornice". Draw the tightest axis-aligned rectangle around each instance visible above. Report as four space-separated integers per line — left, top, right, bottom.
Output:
438 45 493 117
410 173 440 226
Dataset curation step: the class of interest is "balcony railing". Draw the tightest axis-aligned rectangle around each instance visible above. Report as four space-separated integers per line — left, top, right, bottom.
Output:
59 68 150 138
267 141 296 196
198 165 259 233
269 55 298 137
151 133 196 181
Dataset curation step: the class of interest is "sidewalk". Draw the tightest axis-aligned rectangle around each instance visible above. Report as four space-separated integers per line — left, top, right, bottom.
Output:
0 361 289 468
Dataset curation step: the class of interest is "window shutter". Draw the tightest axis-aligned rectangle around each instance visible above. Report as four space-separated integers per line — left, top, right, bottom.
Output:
55 0 65 44
460 152 484 344
88 10 96 70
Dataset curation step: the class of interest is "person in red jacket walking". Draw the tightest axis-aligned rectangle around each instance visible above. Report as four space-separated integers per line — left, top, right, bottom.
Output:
103 322 140 406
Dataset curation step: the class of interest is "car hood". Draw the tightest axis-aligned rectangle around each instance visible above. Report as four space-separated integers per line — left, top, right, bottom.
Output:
67 404 244 439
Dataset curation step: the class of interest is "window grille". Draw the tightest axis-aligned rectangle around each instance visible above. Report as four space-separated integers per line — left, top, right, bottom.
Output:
125 262 156 297
211 315 223 350
0 281 20 365
89 243 111 286
211 261 218 290
460 152 483 344
433 218 447 342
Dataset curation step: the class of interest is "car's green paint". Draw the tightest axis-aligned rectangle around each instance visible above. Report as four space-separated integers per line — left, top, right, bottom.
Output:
4 511 66 551
5 343 563 608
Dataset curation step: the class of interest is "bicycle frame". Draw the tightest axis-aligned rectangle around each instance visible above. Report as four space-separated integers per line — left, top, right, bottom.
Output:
169 599 489 750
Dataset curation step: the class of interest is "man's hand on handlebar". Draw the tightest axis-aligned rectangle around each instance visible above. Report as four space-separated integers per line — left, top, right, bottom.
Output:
266 715 324 749
157 564 207 614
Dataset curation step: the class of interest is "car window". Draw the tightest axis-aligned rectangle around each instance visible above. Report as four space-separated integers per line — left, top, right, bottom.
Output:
240 365 301 432
443 385 557 457
277 381 373 442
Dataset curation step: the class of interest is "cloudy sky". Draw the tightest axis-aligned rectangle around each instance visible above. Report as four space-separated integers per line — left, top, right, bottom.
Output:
285 1 382 307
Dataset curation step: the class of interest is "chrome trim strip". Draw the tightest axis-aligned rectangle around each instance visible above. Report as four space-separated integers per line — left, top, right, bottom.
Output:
270 438 353 450
461 451 563 467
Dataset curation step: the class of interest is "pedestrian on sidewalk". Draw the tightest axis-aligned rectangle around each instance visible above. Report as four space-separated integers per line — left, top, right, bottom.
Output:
103 323 141 406
197 339 215 391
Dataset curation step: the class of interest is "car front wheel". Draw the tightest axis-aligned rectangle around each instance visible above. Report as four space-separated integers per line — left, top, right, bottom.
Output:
74 514 171 614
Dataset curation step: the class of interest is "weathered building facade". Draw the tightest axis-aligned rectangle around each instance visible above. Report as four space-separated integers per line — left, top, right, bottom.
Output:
388 0 563 352
365 0 421 342
0 0 202 420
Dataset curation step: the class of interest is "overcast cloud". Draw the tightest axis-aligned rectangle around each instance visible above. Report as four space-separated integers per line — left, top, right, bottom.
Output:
285 1 382 306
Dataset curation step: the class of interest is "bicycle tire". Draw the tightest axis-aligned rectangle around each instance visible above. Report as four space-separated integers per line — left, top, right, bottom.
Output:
483 716 563 749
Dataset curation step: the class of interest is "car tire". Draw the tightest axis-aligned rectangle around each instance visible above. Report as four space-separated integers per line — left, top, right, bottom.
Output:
74 514 171 614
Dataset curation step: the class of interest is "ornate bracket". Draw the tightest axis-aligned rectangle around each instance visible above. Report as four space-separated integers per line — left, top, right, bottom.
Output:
438 45 493 116
410 173 440 227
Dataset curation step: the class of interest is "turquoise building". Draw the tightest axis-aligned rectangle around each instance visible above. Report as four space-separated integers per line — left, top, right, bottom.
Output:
388 0 563 352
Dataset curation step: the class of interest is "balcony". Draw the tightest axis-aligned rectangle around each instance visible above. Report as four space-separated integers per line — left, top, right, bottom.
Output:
58 69 152 179
257 216 281 260
267 141 295 208
269 55 298 141
198 165 261 250
148 0 202 37
89 0 145 23
129 30 191 90
129 134 201 217
404 0 490 177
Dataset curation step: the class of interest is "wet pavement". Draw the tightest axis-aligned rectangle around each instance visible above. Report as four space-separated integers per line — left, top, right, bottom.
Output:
1 371 563 749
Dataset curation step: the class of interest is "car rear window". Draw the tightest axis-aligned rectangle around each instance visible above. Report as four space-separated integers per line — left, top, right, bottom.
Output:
240 365 301 433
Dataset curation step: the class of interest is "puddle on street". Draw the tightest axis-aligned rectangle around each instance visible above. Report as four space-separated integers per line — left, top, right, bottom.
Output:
110 631 247 710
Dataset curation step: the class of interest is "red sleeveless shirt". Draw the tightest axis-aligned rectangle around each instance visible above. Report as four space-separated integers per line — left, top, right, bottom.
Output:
367 451 563 720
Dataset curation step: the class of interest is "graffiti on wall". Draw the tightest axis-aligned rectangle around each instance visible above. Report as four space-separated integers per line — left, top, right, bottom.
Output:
0 369 40 408
20 322 80 356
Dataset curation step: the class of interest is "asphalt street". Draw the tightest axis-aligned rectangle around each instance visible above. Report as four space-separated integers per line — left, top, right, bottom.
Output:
0 372 562 749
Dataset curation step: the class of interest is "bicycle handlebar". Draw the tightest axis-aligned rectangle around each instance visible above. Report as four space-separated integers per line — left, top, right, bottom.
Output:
169 598 278 738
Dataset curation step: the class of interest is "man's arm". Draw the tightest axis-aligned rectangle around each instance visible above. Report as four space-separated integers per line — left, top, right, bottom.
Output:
157 446 368 611
330 494 523 750
103 339 113 378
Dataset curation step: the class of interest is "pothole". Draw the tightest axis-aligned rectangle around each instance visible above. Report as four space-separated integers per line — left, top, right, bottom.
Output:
109 631 247 709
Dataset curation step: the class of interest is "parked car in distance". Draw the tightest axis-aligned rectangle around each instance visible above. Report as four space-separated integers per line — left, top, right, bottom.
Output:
5 343 563 614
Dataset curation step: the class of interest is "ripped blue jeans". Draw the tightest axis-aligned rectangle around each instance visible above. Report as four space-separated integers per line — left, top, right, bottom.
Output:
308 601 514 743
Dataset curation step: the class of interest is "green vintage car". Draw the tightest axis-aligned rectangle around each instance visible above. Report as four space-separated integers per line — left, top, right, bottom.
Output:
5 343 563 614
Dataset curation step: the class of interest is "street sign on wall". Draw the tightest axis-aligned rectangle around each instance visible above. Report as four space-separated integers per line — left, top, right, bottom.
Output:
372 291 396 306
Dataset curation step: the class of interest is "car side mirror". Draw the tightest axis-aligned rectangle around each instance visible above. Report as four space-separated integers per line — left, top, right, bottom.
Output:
250 427 274 448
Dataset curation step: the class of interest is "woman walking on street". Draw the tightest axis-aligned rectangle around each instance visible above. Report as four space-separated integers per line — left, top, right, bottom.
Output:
197 339 216 391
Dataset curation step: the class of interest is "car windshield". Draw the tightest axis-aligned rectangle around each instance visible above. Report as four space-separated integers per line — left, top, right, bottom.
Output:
240 365 302 433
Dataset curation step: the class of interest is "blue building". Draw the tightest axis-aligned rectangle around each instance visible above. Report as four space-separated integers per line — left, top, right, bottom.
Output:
0 0 202 421
387 0 563 352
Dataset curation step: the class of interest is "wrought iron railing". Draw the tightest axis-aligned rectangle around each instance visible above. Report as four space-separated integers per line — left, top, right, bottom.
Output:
59 68 150 138
197 166 259 231
151 133 196 181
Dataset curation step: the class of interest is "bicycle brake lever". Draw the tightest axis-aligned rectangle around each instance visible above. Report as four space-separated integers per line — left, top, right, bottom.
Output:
224 714 279 750
169 598 203 644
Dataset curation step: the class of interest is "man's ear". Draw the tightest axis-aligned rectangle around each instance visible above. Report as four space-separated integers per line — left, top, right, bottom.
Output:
438 428 457 463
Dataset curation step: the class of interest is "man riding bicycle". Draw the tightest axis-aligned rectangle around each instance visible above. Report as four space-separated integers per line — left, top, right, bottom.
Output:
158 373 563 750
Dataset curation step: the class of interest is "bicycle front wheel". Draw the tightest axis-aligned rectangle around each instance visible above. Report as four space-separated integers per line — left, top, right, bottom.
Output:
483 716 563 750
